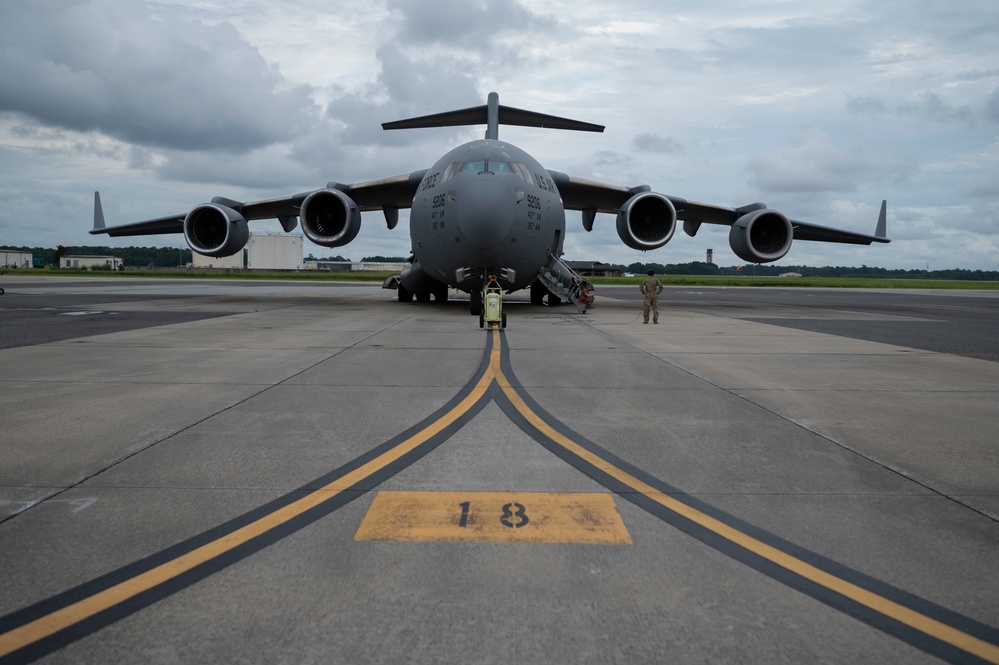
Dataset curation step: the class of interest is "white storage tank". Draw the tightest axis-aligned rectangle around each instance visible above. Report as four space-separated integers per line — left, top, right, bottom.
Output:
247 234 303 270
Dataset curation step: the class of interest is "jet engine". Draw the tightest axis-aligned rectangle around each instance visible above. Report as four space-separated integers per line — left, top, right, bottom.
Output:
183 203 249 258
728 209 793 263
300 189 361 248
616 192 677 251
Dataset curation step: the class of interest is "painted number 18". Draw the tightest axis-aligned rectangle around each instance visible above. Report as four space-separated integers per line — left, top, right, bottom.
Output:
457 501 530 528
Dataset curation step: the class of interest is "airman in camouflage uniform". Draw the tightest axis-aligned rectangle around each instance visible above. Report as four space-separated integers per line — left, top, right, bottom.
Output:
640 270 663 324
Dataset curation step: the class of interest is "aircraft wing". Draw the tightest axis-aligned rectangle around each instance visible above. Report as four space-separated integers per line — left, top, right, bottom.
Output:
548 171 889 246
91 171 427 237
341 171 428 212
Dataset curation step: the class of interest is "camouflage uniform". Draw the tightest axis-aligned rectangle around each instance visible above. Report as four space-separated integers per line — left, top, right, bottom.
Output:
640 275 663 323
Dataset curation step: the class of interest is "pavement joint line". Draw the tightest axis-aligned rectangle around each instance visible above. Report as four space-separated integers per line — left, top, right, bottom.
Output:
579 316 999 528
0 314 489 661
492 329 999 664
1 324 997 664
0 313 414 529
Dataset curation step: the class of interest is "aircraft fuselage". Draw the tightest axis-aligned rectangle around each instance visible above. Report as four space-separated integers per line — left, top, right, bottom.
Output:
408 139 565 293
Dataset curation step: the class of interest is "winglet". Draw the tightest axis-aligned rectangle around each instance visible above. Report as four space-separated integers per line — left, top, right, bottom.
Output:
875 200 888 240
92 191 106 232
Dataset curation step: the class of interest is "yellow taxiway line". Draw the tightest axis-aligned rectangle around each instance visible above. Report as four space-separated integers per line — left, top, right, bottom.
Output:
0 344 499 659
489 329 999 664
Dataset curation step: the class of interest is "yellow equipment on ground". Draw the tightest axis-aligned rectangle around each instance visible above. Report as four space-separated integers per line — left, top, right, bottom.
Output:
480 276 507 329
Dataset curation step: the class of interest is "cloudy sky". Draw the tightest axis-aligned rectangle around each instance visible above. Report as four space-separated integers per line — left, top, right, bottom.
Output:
1 0 997 269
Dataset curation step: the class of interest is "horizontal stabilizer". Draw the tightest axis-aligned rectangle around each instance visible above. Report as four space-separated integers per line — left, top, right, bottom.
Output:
382 105 604 133
383 92 603 140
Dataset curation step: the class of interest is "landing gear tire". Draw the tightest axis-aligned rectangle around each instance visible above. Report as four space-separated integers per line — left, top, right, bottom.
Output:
470 289 482 316
398 285 413 302
501 312 507 329
416 291 431 303
479 310 485 328
434 287 449 304
530 281 546 306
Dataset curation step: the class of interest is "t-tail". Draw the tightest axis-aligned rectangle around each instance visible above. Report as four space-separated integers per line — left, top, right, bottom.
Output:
381 92 604 140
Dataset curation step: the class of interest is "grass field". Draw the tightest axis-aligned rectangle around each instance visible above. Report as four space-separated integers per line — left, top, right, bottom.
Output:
3 268 997 290
589 275 999 289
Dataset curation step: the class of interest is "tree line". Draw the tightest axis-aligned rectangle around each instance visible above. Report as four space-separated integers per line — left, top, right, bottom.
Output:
14 245 192 267
10 246 407 268
619 261 999 282
7 246 995 281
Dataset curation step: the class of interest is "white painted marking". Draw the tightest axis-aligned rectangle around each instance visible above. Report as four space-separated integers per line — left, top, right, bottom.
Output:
0 498 97 515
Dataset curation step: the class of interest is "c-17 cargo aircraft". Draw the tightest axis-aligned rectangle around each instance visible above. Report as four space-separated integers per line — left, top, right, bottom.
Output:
91 92 889 314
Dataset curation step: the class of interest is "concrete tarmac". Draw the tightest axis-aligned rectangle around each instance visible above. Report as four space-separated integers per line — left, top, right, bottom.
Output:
1 276 997 664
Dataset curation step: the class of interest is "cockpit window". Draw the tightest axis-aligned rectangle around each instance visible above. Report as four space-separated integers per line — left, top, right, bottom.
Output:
440 159 534 183
508 162 530 182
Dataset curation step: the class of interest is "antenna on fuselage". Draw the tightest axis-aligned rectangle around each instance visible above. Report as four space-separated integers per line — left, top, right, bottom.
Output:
381 92 605 140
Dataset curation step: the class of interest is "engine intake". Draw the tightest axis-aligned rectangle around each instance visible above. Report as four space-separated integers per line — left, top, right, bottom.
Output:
728 209 793 263
300 189 361 248
616 192 677 251
183 203 249 258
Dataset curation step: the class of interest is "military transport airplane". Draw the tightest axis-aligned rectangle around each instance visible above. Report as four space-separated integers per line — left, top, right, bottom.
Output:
91 92 889 314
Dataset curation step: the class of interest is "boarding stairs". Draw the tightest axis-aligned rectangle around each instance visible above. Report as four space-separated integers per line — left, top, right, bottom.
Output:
536 253 590 313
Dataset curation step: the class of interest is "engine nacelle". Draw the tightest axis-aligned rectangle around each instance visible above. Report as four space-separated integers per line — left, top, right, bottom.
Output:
616 192 677 251
183 203 249 258
300 189 361 248
728 209 793 263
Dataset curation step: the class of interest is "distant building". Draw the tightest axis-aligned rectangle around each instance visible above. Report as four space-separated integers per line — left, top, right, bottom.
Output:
305 261 406 272
565 261 620 277
192 250 244 269
61 255 122 270
1 249 33 268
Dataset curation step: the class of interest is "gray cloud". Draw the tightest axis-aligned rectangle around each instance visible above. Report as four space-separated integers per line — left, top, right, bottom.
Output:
320 44 484 153
633 133 684 154
846 95 889 115
2 0 998 269
987 89 999 124
387 0 555 52
746 128 874 194
848 92 977 125
899 92 975 125
0 0 318 152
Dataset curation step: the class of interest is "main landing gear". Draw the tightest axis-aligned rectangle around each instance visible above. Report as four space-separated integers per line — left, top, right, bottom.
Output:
398 284 449 303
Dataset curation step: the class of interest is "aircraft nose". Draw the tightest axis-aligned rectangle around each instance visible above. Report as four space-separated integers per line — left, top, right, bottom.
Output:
456 178 516 248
